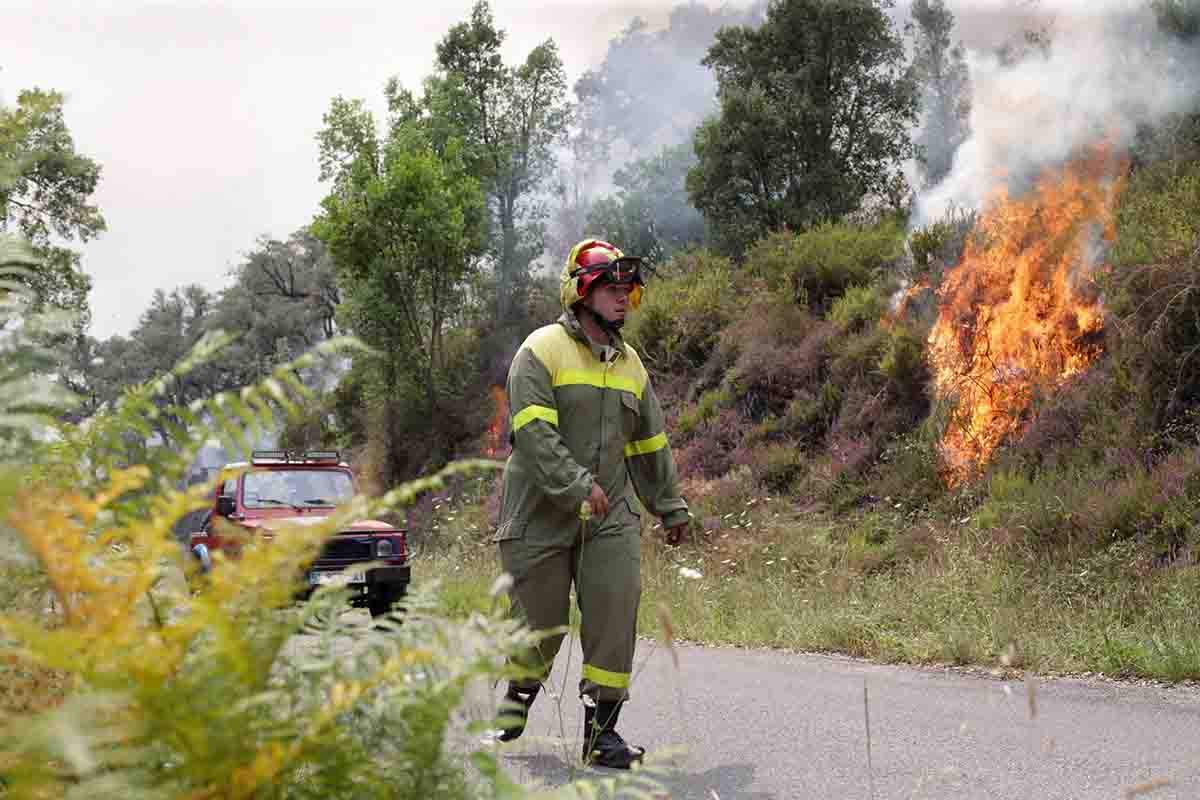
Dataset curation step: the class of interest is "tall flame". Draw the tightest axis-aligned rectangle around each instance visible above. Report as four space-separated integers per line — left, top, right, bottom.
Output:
927 141 1126 482
484 385 508 458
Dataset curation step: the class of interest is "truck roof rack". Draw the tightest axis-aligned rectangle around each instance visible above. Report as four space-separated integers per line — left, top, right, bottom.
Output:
250 450 342 465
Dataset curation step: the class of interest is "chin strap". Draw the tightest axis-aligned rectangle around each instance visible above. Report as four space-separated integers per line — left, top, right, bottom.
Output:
579 304 625 337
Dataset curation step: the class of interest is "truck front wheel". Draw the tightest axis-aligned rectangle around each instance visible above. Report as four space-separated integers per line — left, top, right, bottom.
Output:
367 587 405 619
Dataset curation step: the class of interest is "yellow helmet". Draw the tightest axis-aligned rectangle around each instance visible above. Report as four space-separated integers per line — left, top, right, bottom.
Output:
559 239 645 311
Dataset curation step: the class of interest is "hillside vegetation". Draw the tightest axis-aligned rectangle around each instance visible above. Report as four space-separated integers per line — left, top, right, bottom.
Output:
422 156 1200 681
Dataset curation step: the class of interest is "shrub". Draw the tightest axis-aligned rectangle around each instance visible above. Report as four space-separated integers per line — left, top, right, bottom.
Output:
878 325 930 409
753 443 808 494
1102 249 1200 432
674 408 744 480
717 297 830 423
868 428 945 510
678 385 733 435
625 249 737 374
745 219 906 311
1111 159 1200 267
828 283 887 333
908 205 978 272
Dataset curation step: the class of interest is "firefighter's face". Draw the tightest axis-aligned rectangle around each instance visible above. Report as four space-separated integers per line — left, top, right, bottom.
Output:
585 281 633 323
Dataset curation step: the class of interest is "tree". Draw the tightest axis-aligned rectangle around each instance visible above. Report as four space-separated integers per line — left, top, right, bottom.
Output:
0 89 104 320
910 0 971 188
687 0 919 255
225 230 340 344
431 1 569 328
586 144 706 263
315 125 486 476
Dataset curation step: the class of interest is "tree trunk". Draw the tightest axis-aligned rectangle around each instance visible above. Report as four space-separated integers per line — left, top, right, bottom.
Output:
497 192 517 327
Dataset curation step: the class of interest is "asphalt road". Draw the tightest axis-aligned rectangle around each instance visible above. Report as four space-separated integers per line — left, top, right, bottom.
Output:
490 639 1200 799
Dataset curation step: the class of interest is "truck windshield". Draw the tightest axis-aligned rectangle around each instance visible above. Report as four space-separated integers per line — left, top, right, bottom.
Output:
242 470 354 509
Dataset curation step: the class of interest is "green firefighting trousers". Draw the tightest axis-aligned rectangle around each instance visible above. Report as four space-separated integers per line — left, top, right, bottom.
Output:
496 312 689 703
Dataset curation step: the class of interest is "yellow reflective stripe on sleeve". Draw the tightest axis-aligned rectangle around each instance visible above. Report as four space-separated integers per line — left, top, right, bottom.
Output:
511 405 559 432
554 369 644 399
624 432 668 458
582 663 631 689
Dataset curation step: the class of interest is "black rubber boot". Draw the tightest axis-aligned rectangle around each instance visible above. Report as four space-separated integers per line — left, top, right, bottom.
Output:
496 683 540 742
582 699 645 769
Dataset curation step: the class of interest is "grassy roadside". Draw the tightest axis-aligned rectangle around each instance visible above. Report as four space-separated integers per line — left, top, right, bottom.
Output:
415 495 1200 683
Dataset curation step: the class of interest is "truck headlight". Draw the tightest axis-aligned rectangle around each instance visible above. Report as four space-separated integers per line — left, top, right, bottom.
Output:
192 543 212 572
376 539 394 558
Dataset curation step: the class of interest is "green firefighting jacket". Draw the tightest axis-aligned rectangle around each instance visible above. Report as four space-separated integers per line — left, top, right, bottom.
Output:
497 311 690 545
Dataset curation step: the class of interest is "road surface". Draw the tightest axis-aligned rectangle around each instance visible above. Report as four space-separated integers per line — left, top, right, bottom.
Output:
489 639 1200 799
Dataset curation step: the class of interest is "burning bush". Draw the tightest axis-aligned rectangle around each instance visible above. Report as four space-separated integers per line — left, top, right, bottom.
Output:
927 142 1125 482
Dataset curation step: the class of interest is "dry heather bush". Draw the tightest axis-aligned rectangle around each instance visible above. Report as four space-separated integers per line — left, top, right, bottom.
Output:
719 300 829 423
675 408 743 480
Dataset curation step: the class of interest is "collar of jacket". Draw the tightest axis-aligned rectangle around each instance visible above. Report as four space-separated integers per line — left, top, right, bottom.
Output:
557 310 626 364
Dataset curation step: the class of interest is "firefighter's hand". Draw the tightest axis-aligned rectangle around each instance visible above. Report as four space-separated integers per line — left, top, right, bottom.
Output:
665 524 687 547
587 483 610 518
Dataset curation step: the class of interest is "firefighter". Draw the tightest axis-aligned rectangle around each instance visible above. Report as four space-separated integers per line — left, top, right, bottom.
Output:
493 239 690 769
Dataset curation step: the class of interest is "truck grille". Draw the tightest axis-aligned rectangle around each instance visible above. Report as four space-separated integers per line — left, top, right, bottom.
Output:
320 536 374 562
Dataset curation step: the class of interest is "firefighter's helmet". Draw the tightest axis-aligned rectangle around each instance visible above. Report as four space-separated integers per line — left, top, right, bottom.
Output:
559 239 645 311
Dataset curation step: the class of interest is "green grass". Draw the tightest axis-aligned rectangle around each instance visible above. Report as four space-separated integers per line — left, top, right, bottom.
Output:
415 503 1200 682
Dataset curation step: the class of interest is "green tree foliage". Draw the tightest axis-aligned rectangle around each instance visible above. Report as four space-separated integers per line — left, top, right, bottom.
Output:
0 89 104 321
1155 0 1200 38
316 126 487 482
63 231 340 423
687 0 919 255
429 1 569 327
78 286 256 444
909 0 971 188
586 144 706 263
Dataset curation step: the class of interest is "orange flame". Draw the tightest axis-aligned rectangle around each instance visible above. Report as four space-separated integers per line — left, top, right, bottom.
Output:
485 385 508 458
927 141 1126 482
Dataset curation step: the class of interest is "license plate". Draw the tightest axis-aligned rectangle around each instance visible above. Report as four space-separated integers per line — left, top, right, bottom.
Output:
309 571 365 586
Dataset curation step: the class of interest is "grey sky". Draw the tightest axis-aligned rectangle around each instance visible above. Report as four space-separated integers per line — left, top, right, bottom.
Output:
3 0 689 339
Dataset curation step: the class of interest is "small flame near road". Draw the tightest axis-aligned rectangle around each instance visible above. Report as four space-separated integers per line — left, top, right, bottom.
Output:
927 141 1127 482
484 385 508 458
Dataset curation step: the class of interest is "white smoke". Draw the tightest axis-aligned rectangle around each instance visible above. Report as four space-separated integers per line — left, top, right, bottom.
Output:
914 3 1200 227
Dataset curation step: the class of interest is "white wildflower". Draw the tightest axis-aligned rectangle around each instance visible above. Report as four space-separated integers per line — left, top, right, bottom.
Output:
677 566 703 580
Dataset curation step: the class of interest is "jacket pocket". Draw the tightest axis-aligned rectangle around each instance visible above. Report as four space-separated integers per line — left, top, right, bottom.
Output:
491 517 525 543
592 495 642 538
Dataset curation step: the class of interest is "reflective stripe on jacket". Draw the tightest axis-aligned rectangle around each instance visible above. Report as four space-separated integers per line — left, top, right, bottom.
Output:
497 312 690 546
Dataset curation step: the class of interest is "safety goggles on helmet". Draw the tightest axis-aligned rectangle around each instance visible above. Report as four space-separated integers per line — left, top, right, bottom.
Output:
569 255 646 287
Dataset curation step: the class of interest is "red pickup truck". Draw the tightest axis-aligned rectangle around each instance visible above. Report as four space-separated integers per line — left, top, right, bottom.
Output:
188 450 409 618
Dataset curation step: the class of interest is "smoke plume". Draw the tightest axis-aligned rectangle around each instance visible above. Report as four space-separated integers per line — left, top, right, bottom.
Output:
914 1 1200 227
